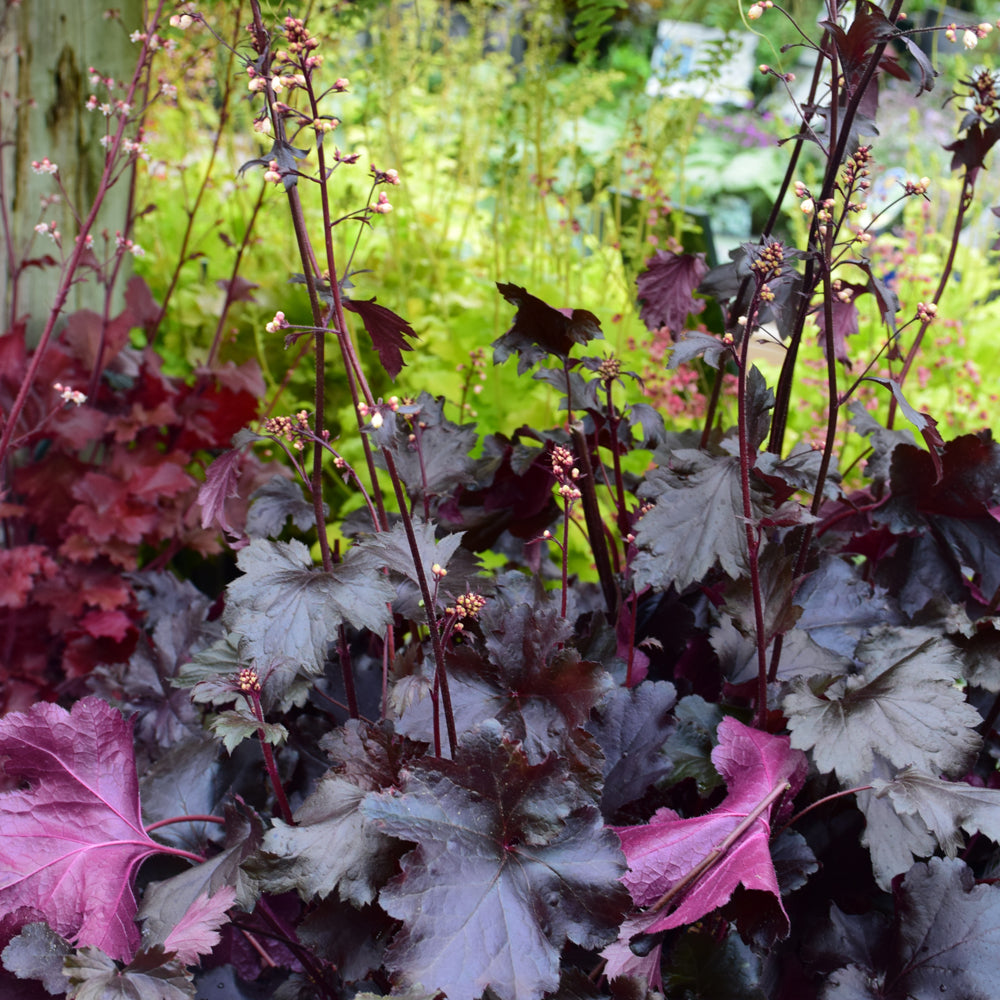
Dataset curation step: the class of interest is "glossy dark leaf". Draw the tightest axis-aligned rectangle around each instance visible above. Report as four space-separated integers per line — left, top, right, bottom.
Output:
246 721 423 907
878 433 1000 601
343 297 418 380
666 329 728 369
222 539 395 709
62 946 195 999
246 476 323 539
397 599 609 766
784 626 980 785
635 249 708 335
632 450 771 592
661 695 725 795
1 922 72 994
863 377 943 481
587 680 677 817
494 282 603 373
793 556 903 657
814 280 864 365
362 723 629 1000
824 859 1000 999
380 392 478 502
872 767 1000 857
945 118 1000 173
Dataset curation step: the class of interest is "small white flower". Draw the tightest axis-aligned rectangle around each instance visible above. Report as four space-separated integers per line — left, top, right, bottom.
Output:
963 29 977 49
54 383 87 405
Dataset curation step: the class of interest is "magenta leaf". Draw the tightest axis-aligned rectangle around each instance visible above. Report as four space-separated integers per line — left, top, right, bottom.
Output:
635 249 708 335
0 697 168 961
361 722 629 1000
343 296 418 379
612 717 806 937
161 886 236 965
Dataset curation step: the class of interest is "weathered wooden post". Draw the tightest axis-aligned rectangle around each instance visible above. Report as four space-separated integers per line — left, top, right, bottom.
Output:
1 0 143 342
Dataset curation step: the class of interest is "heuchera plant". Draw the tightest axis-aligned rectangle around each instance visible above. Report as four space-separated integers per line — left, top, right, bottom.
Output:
2 2 1000 999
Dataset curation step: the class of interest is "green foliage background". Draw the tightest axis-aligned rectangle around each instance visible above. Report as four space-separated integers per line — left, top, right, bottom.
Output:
134 0 1000 477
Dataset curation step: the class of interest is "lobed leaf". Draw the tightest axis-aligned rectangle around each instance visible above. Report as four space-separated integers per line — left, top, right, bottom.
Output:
223 538 395 709
0 698 167 961
632 449 771 593
783 626 981 785
362 723 628 1000
611 717 807 938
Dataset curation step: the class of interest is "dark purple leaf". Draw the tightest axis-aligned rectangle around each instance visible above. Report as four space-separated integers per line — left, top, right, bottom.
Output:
746 365 774 453
362 723 629 1000
666 329 728 369
494 283 603 373
1 922 72 994
872 767 1000 857
783 626 980 785
794 555 903 657
635 250 708 335
819 1 897 80
397 599 609 768
0 698 167 961
216 275 259 304
814 280 864 365
880 433 1000 600
380 392 478 502
246 475 323 539
587 681 677 817
343 297 418 380
899 34 937 95
632 450 772 593
221 538 395 710
139 734 223 851
945 118 1000 174
246 721 424 907
886 858 1000 997
863 376 943 480
827 858 1000 997
62 945 195 999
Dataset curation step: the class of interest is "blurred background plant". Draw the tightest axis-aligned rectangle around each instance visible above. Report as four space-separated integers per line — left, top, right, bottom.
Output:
132 0 1000 486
